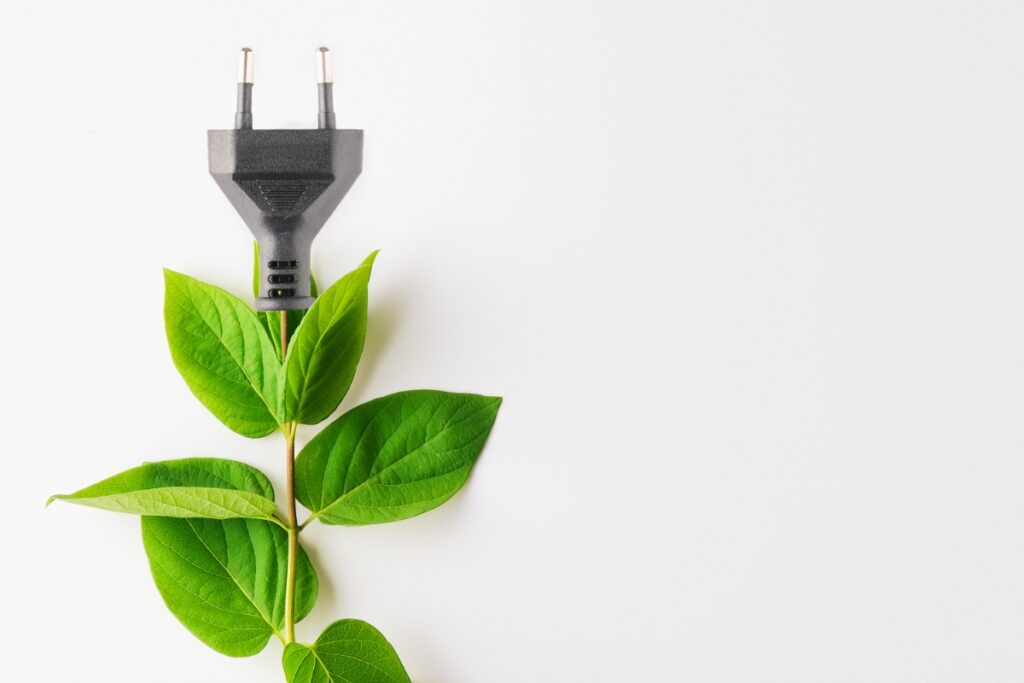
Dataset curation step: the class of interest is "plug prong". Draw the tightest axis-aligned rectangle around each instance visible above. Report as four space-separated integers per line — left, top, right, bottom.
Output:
235 47 254 130
316 46 336 129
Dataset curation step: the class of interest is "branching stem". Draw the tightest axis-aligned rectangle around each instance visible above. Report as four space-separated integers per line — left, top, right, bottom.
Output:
283 421 298 643
281 312 299 645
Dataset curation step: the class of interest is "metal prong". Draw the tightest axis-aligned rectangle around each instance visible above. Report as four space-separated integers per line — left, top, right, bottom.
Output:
238 47 254 84
316 47 336 129
235 48 254 129
316 46 333 84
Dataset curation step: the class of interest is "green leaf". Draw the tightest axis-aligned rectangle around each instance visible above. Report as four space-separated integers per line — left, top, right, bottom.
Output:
140 458 317 657
296 390 501 525
282 251 378 425
165 269 285 437
282 620 410 683
254 241 320 357
144 517 317 656
47 458 279 522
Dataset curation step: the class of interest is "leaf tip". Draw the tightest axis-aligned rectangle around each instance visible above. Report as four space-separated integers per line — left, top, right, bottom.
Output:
162 267 186 287
363 249 381 269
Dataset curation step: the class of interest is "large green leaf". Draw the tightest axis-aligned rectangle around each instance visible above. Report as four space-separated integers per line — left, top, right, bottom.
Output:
253 242 319 356
140 459 317 657
282 620 410 683
283 251 378 425
47 458 279 522
144 518 317 656
296 390 501 526
165 269 285 437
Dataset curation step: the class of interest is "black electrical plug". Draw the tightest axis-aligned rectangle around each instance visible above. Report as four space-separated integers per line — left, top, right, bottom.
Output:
208 47 363 311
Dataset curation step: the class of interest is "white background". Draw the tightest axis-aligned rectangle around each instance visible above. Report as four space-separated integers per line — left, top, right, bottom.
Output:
2 1 1024 681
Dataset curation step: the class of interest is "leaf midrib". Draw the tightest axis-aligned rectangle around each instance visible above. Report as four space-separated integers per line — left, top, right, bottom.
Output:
309 648 346 683
73 487 274 519
185 519 285 640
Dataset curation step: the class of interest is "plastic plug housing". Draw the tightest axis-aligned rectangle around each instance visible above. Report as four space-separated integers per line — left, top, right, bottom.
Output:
208 47 363 311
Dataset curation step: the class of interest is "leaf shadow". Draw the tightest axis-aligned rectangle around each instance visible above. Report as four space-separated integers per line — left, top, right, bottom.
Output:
300 538 340 624
345 291 403 406
299 278 472 682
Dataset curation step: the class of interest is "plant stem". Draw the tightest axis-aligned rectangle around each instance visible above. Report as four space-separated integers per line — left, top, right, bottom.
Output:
281 311 299 644
283 421 298 643
280 311 289 363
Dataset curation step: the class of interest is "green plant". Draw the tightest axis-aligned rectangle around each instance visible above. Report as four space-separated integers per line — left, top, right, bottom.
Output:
49 249 501 682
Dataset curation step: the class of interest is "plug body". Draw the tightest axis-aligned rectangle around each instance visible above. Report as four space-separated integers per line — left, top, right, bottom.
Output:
208 128 362 310
208 47 361 311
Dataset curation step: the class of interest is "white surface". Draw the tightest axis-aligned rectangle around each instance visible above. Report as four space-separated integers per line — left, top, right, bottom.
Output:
3 1 1024 681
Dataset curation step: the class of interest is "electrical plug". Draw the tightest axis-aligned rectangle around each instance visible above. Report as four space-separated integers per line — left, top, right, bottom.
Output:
208 47 363 311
